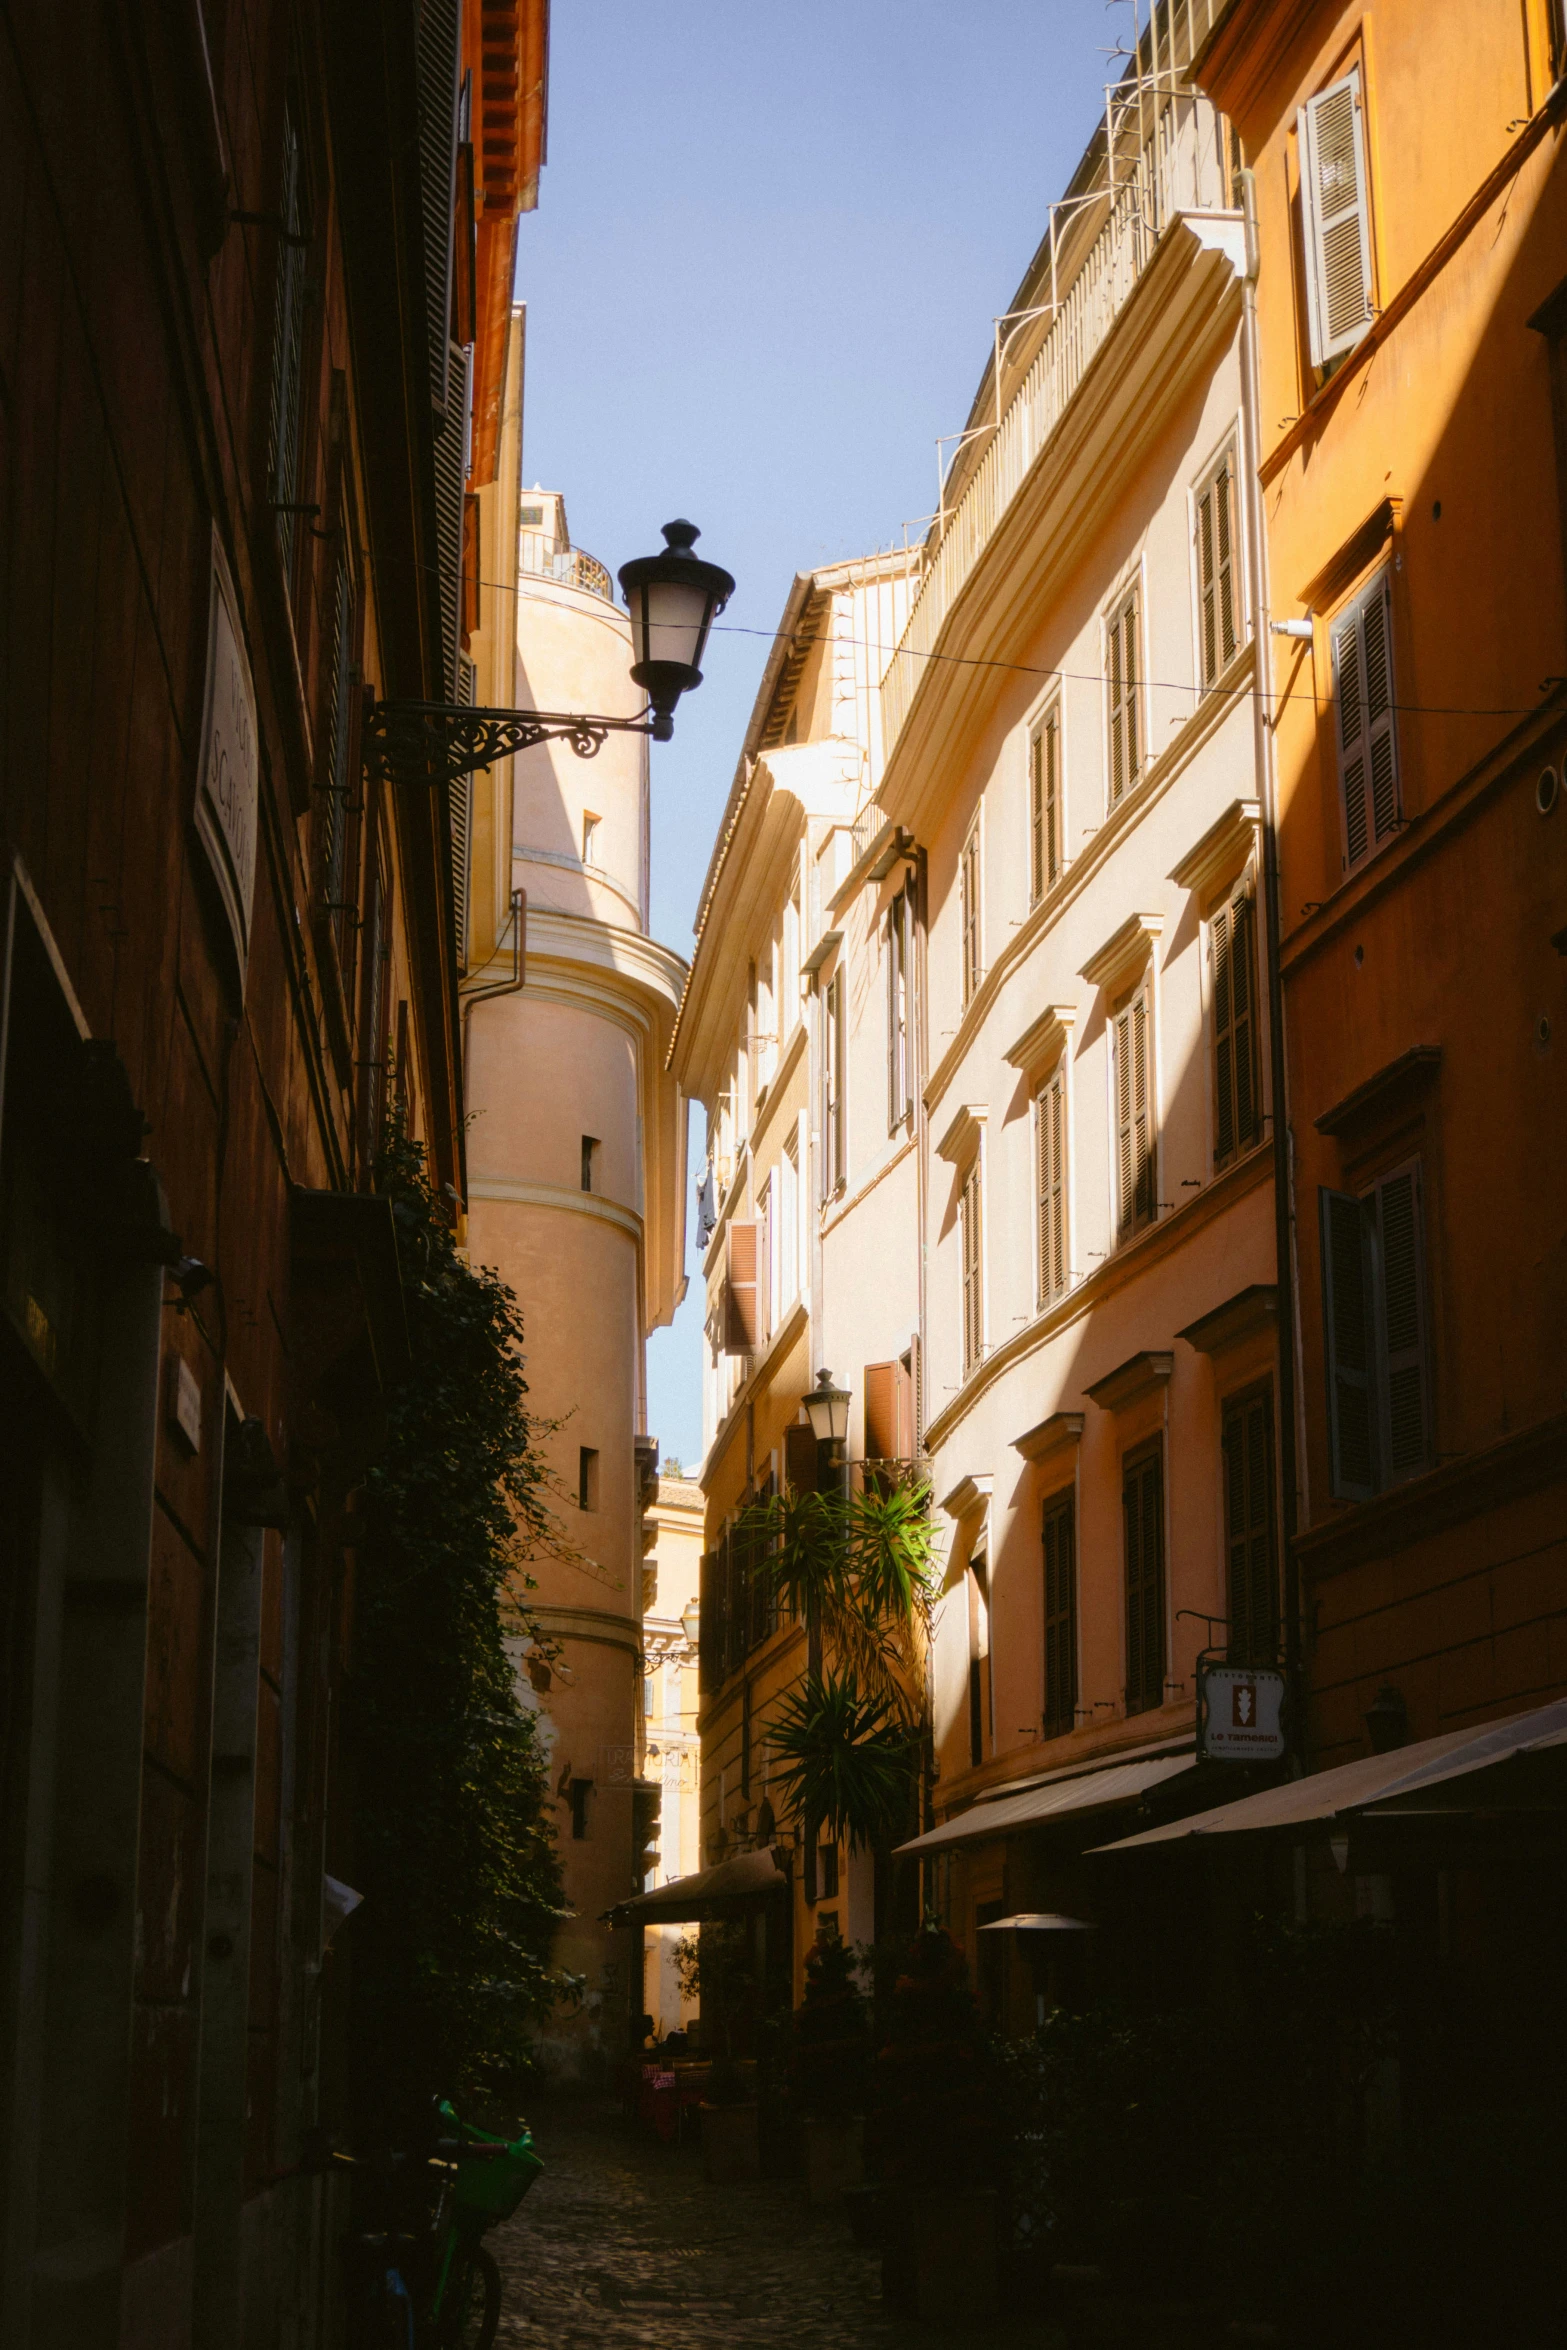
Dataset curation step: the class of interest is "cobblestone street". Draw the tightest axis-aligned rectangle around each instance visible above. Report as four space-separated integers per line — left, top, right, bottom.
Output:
488 2101 1217 2350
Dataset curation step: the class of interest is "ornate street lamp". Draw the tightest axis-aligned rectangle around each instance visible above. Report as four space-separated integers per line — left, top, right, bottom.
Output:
618 521 735 742
362 518 734 787
802 1368 851 1456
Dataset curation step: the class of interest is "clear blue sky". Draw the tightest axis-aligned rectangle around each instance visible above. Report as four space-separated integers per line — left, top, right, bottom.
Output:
515 2 1130 1472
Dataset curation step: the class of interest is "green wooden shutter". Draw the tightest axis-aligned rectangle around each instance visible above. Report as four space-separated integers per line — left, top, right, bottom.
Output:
1042 1490 1077 1737
1372 1161 1432 1480
1320 1187 1377 1499
698 1549 718 1695
1222 1389 1278 1664
1123 1449 1165 1716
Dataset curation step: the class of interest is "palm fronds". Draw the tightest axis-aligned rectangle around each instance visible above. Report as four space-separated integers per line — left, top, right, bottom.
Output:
768 1670 918 1851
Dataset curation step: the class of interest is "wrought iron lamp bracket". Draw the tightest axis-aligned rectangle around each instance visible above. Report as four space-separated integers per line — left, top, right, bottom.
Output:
362 698 666 789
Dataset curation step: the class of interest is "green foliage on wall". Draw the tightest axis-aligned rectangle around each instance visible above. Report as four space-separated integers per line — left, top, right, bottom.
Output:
349 1117 572 2133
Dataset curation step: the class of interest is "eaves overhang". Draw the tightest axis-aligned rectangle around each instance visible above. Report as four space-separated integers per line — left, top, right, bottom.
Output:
878 213 1245 847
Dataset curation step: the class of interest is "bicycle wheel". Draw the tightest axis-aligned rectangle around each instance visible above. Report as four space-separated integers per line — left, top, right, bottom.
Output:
440 2243 501 2350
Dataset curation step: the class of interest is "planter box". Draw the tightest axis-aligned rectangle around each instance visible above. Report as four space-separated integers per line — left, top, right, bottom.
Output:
882 2188 999 2324
700 2100 760 2183
802 2114 864 2206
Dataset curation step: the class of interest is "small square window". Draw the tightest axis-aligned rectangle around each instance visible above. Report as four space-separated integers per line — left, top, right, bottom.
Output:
578 1446 599 1511
581 1135 599 1192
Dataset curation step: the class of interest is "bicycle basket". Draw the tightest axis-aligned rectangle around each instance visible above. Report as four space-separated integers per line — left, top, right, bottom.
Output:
449 2129 544 2223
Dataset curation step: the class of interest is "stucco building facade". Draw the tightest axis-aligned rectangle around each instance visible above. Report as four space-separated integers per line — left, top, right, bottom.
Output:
461 423 689 2081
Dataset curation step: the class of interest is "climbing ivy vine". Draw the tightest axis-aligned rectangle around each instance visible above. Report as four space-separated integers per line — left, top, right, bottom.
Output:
349 1115 572 2134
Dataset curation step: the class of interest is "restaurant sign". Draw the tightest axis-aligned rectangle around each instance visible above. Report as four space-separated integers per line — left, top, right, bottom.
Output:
193 528 259 994
1198 1664 1288 1761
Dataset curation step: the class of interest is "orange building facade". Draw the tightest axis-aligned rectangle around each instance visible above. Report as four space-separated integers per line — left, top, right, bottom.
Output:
1193 0 1567 1766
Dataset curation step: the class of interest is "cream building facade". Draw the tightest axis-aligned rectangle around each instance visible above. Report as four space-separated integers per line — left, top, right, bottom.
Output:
638 1473 704 2032
875 8 1288 2025
462 310 689 2081
670 551 923 1997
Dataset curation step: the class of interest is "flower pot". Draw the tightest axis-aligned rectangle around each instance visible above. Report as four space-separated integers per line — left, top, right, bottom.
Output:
881 2187 999 2323
700 2099 760 2183
802 2113 864 2206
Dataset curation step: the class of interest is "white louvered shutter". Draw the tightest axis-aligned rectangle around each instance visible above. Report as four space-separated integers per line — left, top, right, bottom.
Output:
1332 572 1399 873
1030 711 1061 902
1320 1187 1377 1499
961 824 981 1003
1299 69 1374 370
1030 725 1046 903
1372 1160 1431 1481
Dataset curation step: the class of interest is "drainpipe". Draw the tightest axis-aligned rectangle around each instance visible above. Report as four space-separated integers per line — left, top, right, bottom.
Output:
913 843 936 1894
1236 171 1304 1734
459 886 527 1099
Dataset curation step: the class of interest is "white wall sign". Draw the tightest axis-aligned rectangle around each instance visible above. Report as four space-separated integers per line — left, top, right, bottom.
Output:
193 529 260 992
1199 1665 1287 1760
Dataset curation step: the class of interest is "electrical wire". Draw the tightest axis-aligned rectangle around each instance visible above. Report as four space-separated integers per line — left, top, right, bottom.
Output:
425 558 1562 723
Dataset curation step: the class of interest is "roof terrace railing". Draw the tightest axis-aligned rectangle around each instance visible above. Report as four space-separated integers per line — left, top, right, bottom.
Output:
518 532 615 602
880 75 1231 760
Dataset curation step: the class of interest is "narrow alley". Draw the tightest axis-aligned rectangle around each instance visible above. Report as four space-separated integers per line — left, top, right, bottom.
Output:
489 2102 1214 2350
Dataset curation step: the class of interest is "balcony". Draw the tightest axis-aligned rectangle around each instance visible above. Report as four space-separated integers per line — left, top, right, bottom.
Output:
517 532 615 602
880 27 1231 762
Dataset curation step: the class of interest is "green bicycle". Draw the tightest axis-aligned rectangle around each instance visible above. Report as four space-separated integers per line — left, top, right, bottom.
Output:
340 2097 543 2349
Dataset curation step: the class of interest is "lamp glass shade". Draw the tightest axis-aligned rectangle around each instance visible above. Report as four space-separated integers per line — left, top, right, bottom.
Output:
803 1370 851 1447
680 1597 701 1648
618 520 735 725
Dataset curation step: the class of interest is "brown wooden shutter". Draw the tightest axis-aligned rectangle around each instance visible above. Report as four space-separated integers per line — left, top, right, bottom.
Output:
961 1160 983 1373
1333 572 1399 874
784 1422 818 1493
864 1362 897 1462
699 1549 718 1694
1042 1490 1077 1737
723 1220 758 1351
1320 1187 1377 1499
1212 891 1260 1170
892 1355 915 1458
1036 1067 1066 1303
1222 1389 1278 1664
1115 989 1154 1236
1122 1448 1165 1716
1372 1161 1431 1481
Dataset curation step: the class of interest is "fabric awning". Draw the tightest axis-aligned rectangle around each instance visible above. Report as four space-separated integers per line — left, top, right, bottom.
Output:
1091 1696 1567 1855
977 1912 1097 1932
606 1845 789 1925
895 1746 1197 1858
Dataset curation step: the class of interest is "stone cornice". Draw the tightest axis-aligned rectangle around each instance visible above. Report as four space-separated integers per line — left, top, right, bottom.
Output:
1080 910 1163 996
1167 798 1260 900
1085 1349 1174 1412
878 213 1245 845
525 907 688 1020
922 1139 1270 1454
934 1102 987 1167
1004 1003 1076 1075
1013 1411 1084 1464
466 1177 643 1245
921 647 1253 1122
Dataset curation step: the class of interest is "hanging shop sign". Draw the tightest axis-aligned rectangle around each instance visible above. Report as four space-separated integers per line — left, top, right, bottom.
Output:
1197 1664 1288 1761
193 527 259 994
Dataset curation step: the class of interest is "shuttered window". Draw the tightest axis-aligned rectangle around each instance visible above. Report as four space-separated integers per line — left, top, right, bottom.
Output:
1106 586 1142 807
1320 1159 1432 1498
1035 1064 1067 1306
1371 1161 1432 1482
723 1221 758 1353
1211 886 1261 1168
1113 984 1156 1239
448 654 475 971
960 1156 984 1376
1222 1388 1278 1665
320 550 358 970
960 821 982 1004
1332 570 1400 874
1122 1448 1166 1717
822 970 846 1198
698 1549 720 1694
1042 1490 1077 1738
268 102 309 584
1029 705 1062 903
886 884 911 1132
1298 68 1374 372
1194 447 1240 689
